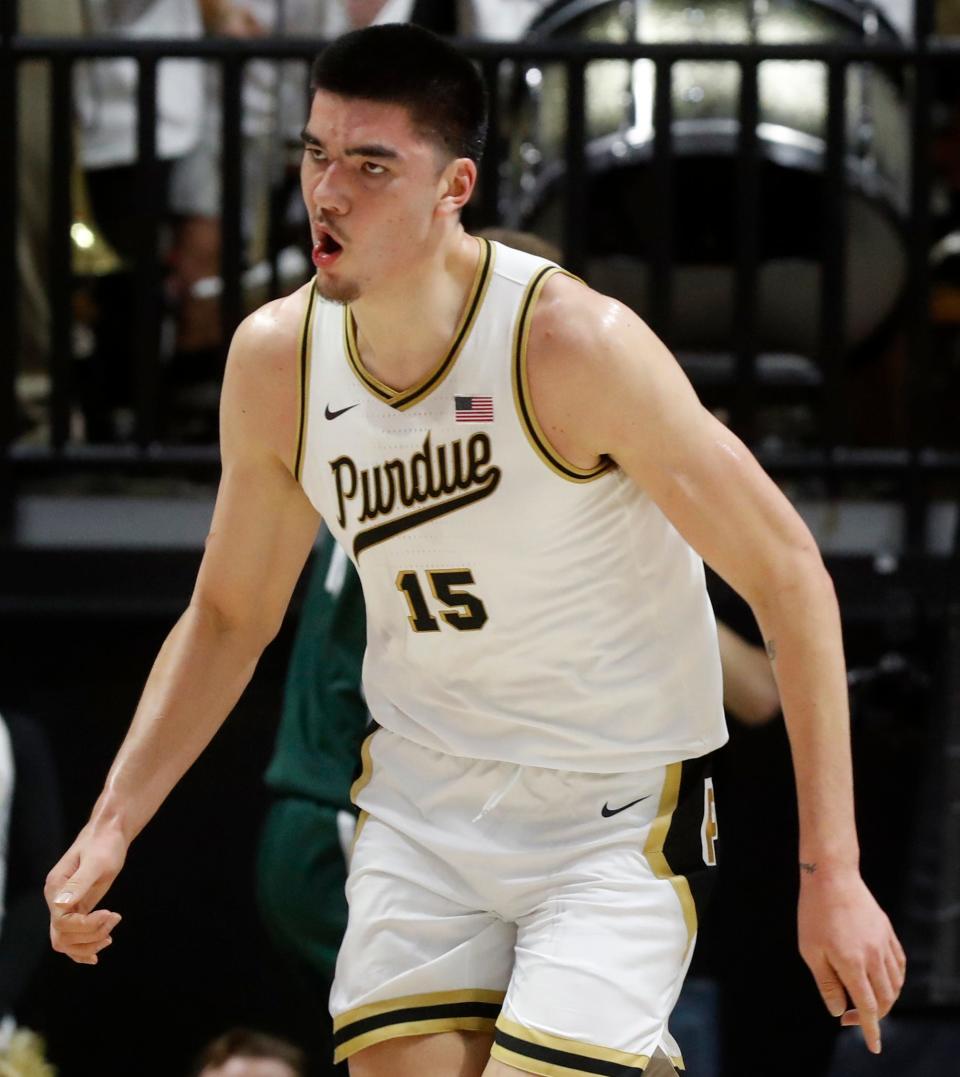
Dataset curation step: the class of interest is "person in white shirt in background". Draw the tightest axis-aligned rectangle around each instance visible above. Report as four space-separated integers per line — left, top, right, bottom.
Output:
73 0 260 441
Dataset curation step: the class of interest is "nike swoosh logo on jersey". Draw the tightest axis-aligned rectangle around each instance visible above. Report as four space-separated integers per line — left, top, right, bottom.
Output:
353 469 501 558
325 403 359 420
601 795 651 818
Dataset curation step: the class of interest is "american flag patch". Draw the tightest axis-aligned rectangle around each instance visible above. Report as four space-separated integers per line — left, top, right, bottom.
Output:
455 395 494 422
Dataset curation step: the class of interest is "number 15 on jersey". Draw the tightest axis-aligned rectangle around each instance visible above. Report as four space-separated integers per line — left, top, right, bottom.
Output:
396 569 488 632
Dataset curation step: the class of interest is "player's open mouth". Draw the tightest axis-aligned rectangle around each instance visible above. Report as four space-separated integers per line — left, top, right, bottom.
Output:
313 229 344 268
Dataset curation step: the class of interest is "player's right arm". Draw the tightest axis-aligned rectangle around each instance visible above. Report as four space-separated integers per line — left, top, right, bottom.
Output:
45 286 322 964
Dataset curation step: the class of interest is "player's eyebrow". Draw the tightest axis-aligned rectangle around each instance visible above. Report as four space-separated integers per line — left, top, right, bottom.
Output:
299 129 400 160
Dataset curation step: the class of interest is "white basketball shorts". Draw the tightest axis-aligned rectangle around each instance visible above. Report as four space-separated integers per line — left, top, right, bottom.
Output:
329 728 719 1074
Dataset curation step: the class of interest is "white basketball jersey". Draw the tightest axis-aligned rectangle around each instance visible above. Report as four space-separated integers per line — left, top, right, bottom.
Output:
297 239 727 771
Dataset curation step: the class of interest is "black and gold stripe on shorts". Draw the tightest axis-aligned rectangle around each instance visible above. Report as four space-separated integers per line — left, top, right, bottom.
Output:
491 1017 653 1076
333 989 504 1063
643 753 718 956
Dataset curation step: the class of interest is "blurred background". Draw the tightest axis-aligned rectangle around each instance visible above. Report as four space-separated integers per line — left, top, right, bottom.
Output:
2 1 960 1075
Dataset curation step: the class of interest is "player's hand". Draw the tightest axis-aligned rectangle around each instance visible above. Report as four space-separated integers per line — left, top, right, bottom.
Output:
45 822 129 965
797 867 906 1055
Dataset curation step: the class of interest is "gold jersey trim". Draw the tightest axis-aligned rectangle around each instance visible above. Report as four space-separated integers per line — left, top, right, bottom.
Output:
349 729 377 806
343 236 495 412
643 762 698 954
512 265 613 483
350 808 369 859
293 285 319 483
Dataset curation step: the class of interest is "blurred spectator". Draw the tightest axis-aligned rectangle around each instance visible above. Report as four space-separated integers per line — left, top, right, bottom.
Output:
189 1028 306 1077
167 0 268 362
74 0 260 441
16 0 83 422
73 0 205 440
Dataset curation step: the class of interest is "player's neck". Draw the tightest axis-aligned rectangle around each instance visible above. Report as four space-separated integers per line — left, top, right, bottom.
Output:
349 229 482 393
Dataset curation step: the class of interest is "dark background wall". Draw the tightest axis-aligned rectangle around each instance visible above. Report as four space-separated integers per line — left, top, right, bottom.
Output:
2 556 337 1077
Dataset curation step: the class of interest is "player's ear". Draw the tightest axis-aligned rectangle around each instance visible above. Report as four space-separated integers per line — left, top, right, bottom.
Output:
437 157 477 217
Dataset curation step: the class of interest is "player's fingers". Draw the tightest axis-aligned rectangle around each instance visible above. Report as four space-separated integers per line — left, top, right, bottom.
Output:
892 933 907 975
44 850 80 908
50 912 119 956
810 955 849 1019
51 911 121 945
870 959 898 1019
62 937 114 961
50 867 100 916
53 860 121 919
845 972 881 1054
885 949 905 997
51 909 119 936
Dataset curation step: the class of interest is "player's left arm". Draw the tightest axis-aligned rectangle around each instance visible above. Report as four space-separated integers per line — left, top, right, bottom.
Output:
527 275 906 1053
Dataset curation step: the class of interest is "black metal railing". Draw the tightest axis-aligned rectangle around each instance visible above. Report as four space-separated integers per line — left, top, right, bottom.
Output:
3 18 960 546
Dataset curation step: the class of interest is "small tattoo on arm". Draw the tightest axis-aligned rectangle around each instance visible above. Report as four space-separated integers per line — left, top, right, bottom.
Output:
765 639 777 661
800 861 817 876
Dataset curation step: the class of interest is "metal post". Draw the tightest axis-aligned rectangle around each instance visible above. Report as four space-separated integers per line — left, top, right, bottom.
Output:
733 58 759 441
563 57 588 278
819 58 848 451
904 1 934 554
134 55 162 448
0 0 19 531
478 57 501 229
220 50 245 343
49 58 74 451
649 58 675 342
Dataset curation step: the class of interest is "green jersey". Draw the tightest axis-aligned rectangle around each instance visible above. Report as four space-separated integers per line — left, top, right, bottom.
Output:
264 531 368 810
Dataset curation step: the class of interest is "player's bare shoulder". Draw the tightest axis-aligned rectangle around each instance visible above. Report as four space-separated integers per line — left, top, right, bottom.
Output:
525 272 698 462
523 274 645 463
220 282 316 472
527 272 648 378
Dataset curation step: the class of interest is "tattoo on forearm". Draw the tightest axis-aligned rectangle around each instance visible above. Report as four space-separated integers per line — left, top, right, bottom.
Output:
800 861 817 876
765 638 777 661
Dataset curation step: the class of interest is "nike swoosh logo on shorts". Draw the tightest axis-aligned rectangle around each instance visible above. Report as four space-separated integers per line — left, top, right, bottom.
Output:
325 402 359 420
600 795 651 818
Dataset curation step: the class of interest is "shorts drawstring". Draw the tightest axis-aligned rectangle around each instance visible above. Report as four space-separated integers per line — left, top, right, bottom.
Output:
472 764 522 823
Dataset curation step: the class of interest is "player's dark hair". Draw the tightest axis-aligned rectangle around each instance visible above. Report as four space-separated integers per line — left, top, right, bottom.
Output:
309 24 488 163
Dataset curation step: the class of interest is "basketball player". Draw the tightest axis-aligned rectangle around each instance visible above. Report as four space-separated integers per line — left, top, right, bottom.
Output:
47 24 905 1077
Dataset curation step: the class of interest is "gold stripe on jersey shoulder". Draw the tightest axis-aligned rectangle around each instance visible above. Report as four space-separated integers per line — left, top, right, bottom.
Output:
293 284 319 483
512 266 613 483
343 237 495 411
